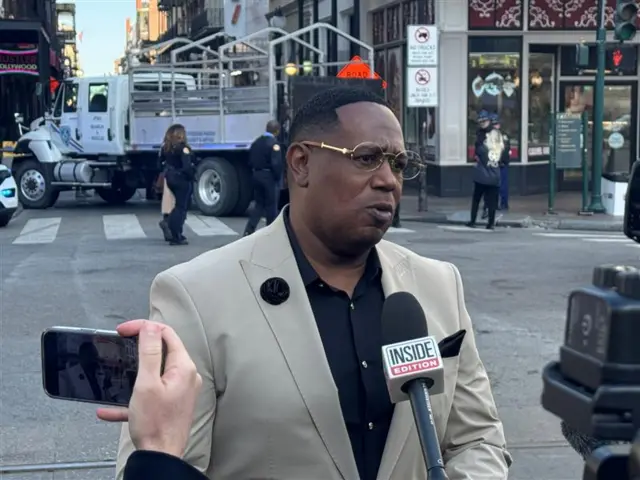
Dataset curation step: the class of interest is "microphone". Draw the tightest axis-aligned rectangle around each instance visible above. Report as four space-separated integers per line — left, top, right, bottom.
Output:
381 292 448 480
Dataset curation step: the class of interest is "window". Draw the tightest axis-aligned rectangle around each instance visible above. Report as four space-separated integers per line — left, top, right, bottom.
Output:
386 5 401 43
63 82 78 113
402 0 419 34
528 50 554 161
88 83 108 113
52 83 63 117
372 11 385 46
467 37 522 163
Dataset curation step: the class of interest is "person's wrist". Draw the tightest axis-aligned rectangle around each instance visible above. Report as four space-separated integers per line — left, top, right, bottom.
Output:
136 439 185 459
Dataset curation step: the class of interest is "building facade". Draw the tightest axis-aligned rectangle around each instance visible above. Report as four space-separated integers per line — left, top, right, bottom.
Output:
428 0 640 196
56 2 81 78
136 0 168 45
0 0 61 143
267 0 640 197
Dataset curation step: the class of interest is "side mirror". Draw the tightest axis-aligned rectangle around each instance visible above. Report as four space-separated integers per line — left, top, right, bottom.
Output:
624 160 640 243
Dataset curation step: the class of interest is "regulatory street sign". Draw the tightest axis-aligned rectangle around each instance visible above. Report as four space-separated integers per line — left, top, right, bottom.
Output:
407 25 438 66
407 67 438 107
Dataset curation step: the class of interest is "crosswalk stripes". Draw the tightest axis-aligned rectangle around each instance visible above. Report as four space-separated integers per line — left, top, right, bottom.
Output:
5 214 416 246
533 232 639 248
103 214 147 240
184 215 238 236
12 217 61 245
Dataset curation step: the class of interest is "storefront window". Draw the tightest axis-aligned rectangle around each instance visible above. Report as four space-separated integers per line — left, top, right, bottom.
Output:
528 51 554 161
467 37 522 163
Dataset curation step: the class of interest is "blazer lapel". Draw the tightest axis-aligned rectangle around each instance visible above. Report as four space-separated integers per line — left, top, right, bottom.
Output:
239 215 358 480
376 243 418 480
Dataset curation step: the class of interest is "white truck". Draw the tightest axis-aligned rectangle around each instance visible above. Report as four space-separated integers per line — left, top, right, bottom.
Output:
9 24 376 216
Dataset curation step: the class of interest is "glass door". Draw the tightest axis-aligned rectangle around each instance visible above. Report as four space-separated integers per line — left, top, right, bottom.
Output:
558 82 637 187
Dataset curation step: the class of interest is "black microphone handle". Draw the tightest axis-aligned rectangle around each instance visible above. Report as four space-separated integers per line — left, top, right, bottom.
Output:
406 379 449 480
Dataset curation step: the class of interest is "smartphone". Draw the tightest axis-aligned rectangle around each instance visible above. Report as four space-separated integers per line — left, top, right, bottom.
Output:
41 326 139 407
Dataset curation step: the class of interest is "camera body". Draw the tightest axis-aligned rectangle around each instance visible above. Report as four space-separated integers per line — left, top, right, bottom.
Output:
541 160 640 479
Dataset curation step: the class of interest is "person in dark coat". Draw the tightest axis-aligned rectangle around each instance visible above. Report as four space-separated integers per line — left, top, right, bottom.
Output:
160 124 195 245
482 113 511 217
243 120 283 236
466 110 504 230
97 320 206 480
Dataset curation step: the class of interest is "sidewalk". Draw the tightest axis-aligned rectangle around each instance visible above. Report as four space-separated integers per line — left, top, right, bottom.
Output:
400 191 624 232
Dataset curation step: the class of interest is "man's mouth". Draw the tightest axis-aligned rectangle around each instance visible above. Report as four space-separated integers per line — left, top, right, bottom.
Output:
367 204 394 222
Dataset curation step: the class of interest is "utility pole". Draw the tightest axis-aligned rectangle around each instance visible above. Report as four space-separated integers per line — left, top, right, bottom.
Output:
588 0 607 213
589 0 637 213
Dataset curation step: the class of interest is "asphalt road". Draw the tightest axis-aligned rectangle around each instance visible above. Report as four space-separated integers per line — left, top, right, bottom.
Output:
1 198 636 480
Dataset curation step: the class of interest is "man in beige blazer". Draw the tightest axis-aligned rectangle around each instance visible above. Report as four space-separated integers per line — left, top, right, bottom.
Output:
116 87 511 479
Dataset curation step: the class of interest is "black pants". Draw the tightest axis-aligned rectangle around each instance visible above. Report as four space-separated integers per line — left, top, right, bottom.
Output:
244 171 277 235
470 182 499 227
166 173 192 239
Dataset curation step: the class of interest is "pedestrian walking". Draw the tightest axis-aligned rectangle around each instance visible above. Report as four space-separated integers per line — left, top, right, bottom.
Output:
482 113 510 218
243 120 284 236
160 124 195 245
467 110 504 230
158 174 176 241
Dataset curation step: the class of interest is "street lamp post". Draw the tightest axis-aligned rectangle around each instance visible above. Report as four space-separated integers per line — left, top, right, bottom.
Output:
588 0 607 213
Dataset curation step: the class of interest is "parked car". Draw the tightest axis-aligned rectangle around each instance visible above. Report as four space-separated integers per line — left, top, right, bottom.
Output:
0 164 18 227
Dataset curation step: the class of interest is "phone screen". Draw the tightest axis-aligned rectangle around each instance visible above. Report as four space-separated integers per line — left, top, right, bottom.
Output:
41 328 138 407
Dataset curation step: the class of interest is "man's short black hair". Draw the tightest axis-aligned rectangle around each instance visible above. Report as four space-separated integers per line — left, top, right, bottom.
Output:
289 86 391 142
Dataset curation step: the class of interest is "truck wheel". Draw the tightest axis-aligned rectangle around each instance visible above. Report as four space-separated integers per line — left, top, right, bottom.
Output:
13 158 60 209
194 157 239 216
231 162 253 216
96 185 138 205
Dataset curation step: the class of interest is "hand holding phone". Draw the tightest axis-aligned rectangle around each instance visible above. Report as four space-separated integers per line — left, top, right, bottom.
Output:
97 320 202 458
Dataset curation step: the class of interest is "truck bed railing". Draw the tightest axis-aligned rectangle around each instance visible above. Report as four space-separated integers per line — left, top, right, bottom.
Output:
130 86 269 115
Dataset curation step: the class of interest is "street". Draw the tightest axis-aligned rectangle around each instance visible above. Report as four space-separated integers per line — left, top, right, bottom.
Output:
0 199 636 480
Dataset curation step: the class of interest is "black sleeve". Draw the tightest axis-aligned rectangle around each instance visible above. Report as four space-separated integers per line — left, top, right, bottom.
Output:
123 450 208 480
269 139 283 179
180 147 195 180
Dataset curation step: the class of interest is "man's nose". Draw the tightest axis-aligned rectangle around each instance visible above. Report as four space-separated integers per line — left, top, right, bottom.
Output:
370 160 400 191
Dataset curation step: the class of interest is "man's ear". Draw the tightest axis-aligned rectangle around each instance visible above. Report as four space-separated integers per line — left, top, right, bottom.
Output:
287 144 309 188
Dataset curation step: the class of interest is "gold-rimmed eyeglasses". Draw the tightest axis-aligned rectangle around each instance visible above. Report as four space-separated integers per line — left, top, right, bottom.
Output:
299 141 424 181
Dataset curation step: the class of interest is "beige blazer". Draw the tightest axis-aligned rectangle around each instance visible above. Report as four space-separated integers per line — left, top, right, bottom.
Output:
115 213 511 480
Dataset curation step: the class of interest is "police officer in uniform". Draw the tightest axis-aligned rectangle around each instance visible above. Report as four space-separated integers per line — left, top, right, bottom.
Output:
243 120 283 236
160 124 195 245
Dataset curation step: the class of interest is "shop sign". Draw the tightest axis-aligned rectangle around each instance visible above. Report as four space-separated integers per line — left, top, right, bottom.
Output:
336 56 387 88
407 67 438 107
0 48 39 76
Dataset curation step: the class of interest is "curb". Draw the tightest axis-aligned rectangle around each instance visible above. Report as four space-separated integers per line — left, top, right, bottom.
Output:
402 214 623 232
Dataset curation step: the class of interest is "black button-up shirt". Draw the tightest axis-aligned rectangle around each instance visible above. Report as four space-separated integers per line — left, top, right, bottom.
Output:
284 212 394 480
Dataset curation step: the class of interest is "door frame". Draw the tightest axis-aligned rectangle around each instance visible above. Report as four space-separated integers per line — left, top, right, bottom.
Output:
557 79 638 190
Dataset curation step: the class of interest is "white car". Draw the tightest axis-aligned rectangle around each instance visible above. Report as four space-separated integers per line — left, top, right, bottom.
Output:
0 164 18 227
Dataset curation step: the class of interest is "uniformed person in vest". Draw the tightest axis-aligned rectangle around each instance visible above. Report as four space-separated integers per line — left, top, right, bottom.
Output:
160 124 195 245
243 120 284 236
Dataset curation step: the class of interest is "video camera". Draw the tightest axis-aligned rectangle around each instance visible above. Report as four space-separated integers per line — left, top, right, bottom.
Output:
541 160 640 479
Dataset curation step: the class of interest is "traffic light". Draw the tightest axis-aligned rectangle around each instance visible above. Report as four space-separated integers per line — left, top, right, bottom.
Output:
614 0 638 42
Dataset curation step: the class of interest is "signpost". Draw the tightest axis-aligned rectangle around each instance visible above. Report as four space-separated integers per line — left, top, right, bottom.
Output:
407 24 438 214
548 112 589 214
